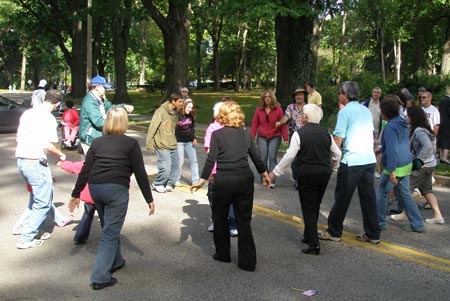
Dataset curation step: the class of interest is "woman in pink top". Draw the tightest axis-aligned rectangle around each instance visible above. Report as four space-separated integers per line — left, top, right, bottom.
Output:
250 90 288 188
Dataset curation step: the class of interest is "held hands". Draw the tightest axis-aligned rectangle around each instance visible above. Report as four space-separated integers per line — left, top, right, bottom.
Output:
268 172 276 182
283 140 289 146
190 178 206 193
68 197 80 213
148 202 155 216
124 104 134 114
261 172 271 189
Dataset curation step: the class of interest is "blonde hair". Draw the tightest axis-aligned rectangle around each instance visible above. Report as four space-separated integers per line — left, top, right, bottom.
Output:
258 90 280 109
104 107 128 135
217 101 245 128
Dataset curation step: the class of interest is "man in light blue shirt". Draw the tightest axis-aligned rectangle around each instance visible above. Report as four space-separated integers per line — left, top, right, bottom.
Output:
319 81 381 244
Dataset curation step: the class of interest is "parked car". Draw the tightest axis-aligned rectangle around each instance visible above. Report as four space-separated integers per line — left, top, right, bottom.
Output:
0 95 30 132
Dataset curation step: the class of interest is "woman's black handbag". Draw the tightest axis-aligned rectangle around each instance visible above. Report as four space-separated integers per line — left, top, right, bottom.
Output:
412 158 423 171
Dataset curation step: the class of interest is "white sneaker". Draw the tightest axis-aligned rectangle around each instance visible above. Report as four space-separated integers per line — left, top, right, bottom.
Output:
269 183 276 189
174 181 183 187
165 186 174 192
64 140 72 147
374 172 381 179
207 223 214 232
38 232 52 240
230 229 238 237
390 214 408 221
151 184 166 193
17 239 44 249
425 217 445 224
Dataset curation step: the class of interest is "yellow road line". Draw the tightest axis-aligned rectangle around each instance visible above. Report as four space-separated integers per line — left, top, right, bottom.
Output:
253 205 450 273
167 182 450 273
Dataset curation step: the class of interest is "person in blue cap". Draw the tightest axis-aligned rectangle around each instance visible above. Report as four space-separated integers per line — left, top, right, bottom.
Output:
79 75 134 154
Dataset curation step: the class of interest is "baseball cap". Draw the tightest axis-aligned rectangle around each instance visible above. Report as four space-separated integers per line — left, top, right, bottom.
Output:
305 82 315 88
91 76 112 89
38 79 47 88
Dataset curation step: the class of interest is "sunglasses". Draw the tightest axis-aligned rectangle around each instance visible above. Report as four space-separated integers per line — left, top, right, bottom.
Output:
182 90 188 93
420 96 428 99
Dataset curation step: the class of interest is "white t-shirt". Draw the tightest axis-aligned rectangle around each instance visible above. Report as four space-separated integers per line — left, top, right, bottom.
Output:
16 107 58 159
422 105 440 129
31 89 46 107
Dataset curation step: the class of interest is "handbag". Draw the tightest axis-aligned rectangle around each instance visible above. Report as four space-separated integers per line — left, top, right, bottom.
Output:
411 133 423 170
412 158 423 171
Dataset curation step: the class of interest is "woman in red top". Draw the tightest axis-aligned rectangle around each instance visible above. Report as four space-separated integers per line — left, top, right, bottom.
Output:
250 90 288 188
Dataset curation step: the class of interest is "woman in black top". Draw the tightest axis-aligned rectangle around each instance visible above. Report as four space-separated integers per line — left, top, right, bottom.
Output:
191 101 270 271
71 107 155 290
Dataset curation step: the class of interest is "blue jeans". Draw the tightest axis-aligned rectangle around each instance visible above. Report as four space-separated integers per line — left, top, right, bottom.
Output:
17 158 53 242
257 136 281 182
176 142 200 184
89 183 128 284
328 163 380 240
154 148 179 187
377 173 424 231
74 203 96 242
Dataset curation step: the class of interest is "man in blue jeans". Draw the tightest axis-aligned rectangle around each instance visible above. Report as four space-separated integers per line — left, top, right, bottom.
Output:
319 81 381 244
146 92 184 193
15 89 67 249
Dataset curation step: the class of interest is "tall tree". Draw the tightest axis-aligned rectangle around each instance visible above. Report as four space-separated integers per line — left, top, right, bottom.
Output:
275 1 314 107
141 0 190 96
110 0 132 103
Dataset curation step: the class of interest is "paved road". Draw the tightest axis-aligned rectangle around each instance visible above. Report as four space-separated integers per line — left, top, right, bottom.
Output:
1 128 450 301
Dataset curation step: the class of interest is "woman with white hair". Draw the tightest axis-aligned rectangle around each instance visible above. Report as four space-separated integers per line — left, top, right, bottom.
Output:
269 104 341 255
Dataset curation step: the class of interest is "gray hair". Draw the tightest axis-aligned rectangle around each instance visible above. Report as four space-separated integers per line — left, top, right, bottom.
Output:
341 81 360 101
303 104 323 124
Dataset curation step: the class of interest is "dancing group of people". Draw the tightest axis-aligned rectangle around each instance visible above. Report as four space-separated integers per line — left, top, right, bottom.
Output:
13 77 446 290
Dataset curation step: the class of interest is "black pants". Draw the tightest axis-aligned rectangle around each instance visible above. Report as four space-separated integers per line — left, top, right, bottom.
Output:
74 202 96 242
212 169 256 270
297 173 331 247
328 163 380 239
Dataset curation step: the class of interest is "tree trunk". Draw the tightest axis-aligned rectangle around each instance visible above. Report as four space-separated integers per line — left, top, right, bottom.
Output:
70 18 87 97
235 25 248 92
311 17 322 82
441 20 450 75
275 10 314 108
337 10 347 85
20 49 26 91
394 38 401 83
378 27 386 82
111 0 132 104
142 0 190 97
139 56 147 85
194 23 203 88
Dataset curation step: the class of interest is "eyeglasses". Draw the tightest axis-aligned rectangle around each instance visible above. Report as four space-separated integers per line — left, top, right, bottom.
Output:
182 90 188 93
420 96 428 99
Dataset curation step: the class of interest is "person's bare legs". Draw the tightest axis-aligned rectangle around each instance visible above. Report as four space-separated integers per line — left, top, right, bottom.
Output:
423 192 443 219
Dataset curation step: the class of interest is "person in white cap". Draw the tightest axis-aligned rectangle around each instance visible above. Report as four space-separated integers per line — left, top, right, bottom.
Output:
79 75 134 154
31 79 48 107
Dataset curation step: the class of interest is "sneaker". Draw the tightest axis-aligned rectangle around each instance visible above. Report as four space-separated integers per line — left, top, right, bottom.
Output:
17 239 44 249
64 140 72 147
57 215 74 227
356 233 380 244
174 181 183 187
403 226 424 233
418 203 432 210
12 227 21 235
318 231 342 242
38 232 52 240
151 183 166 193
165 186 174 192
425 217 445 224
412 188 422 199
374 172 381 179
229 229 238 237
207 223 214 232
269 183 276 189
389 214 407 221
